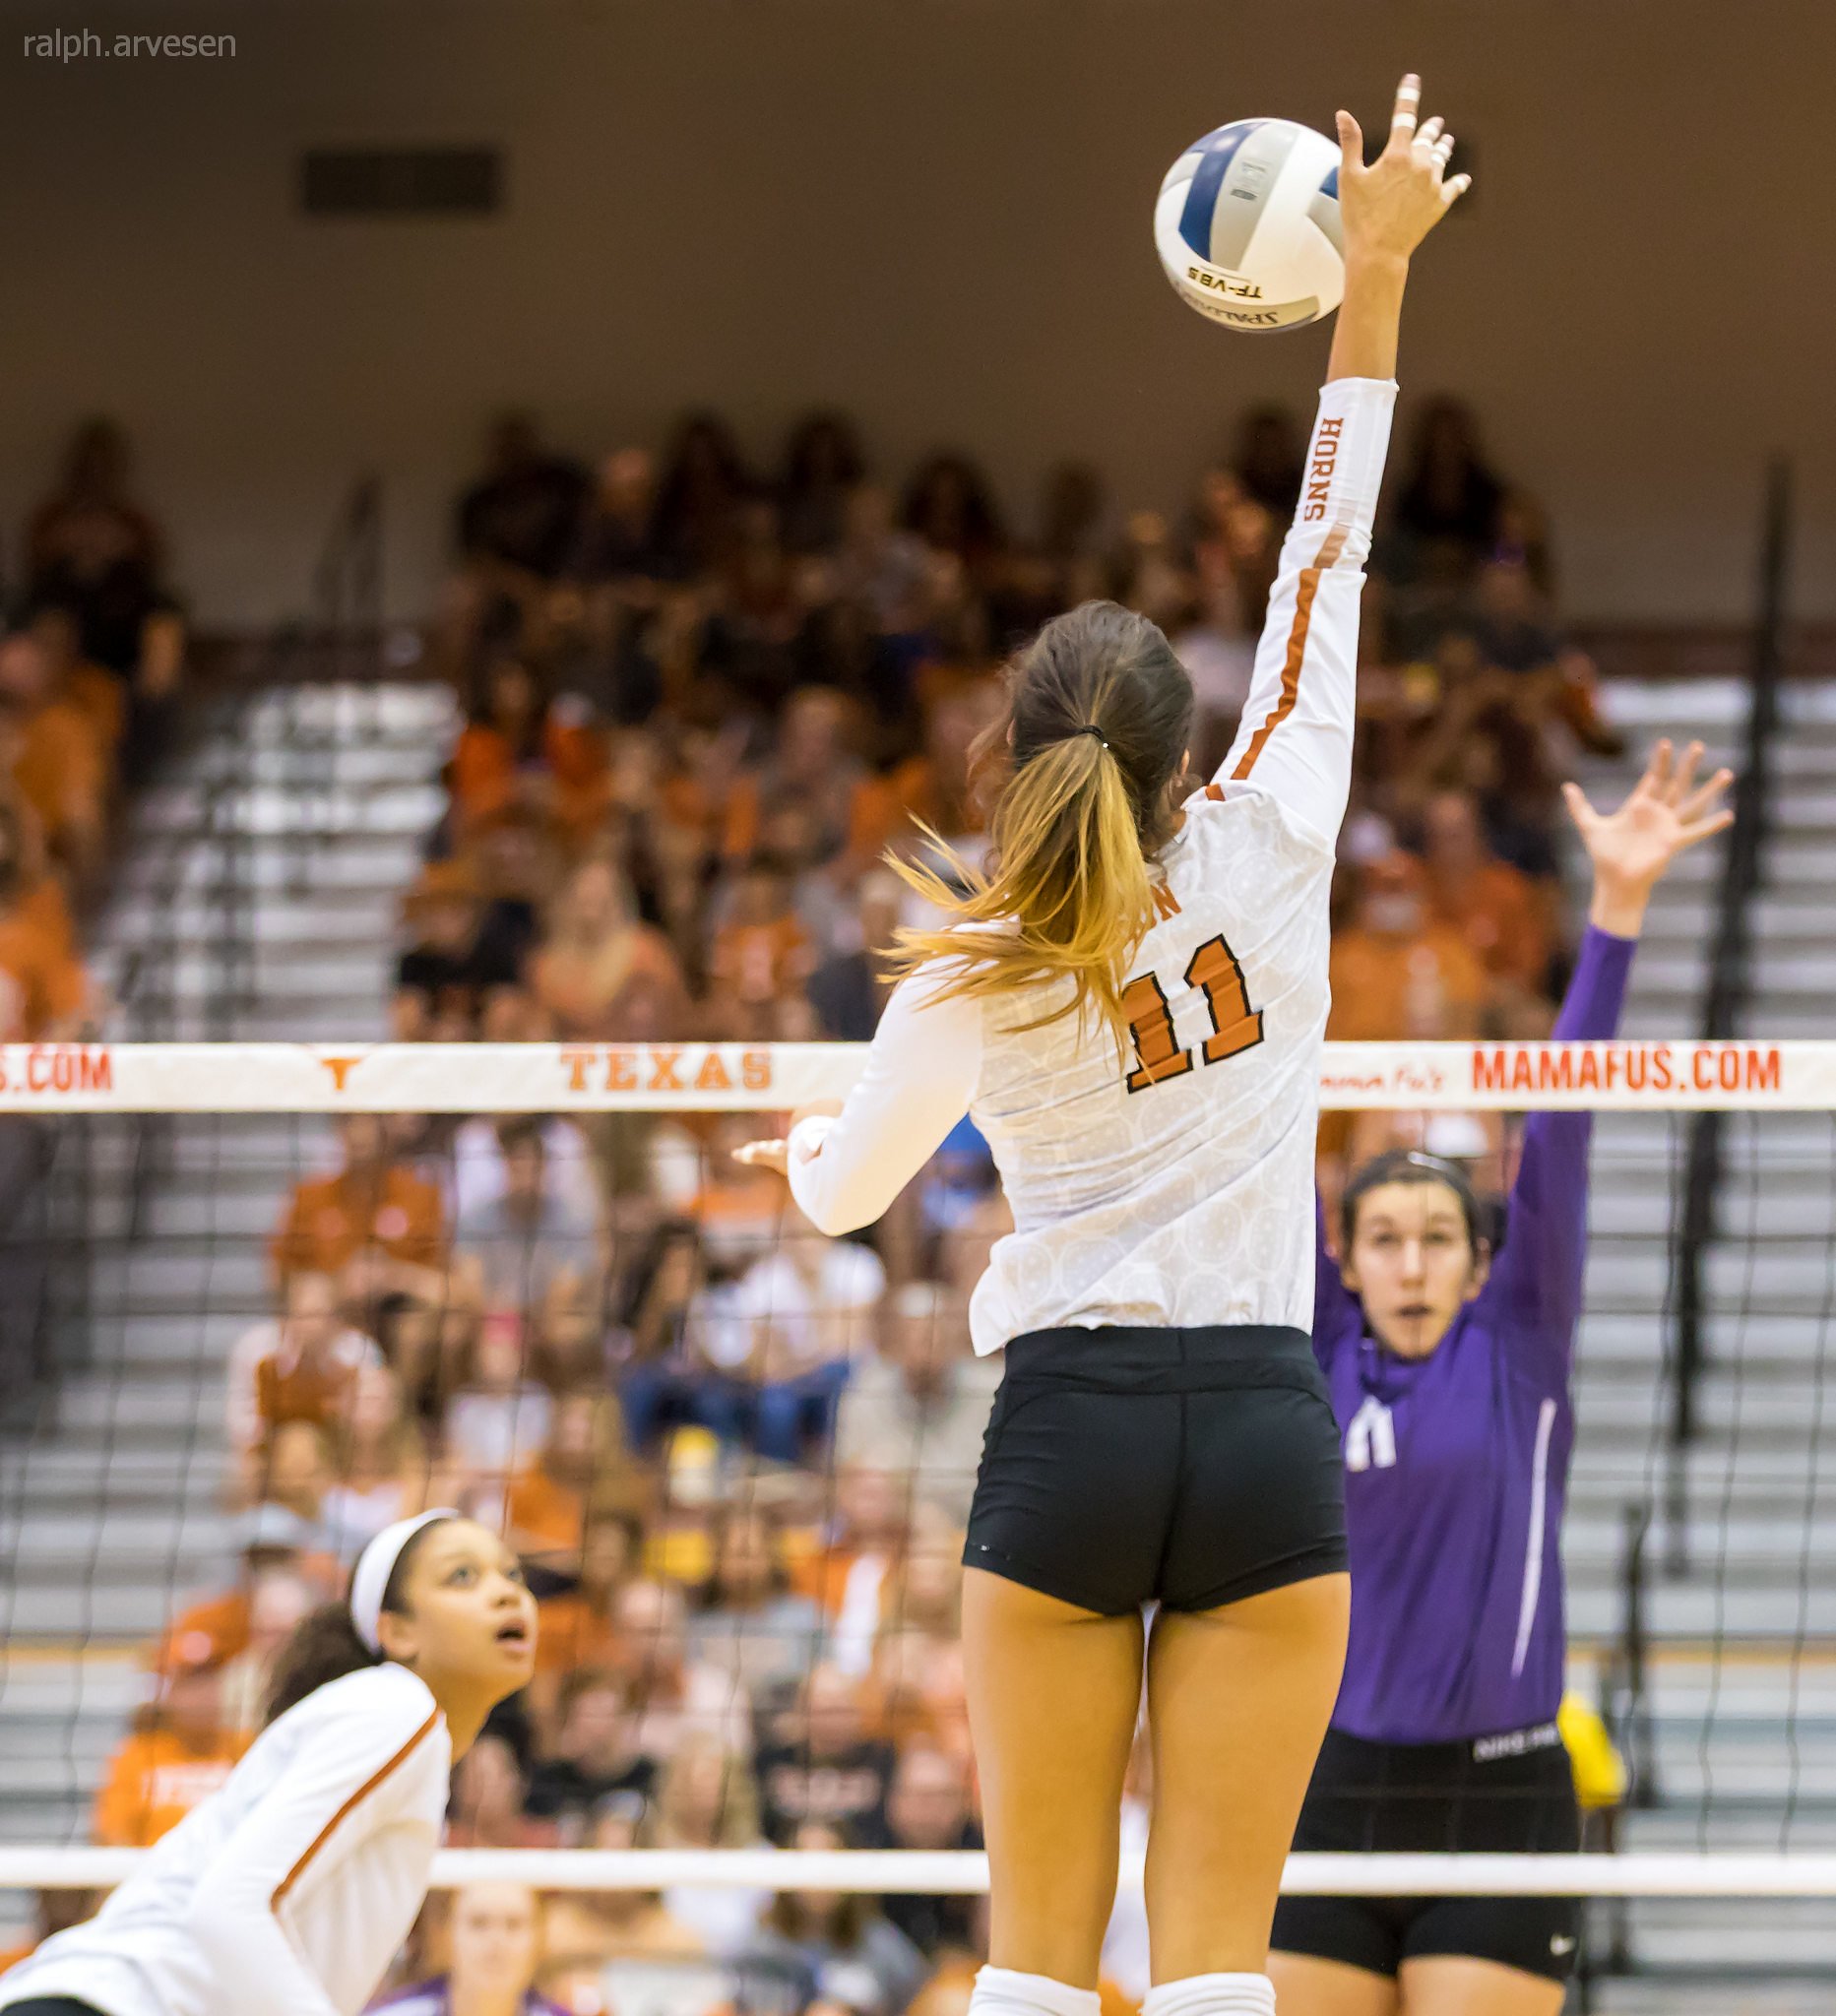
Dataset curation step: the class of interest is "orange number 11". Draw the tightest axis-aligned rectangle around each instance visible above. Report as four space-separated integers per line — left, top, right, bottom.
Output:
1120 933 1264 1095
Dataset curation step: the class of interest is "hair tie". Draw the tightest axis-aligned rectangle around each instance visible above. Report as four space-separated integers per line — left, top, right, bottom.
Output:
1072 724 1110 751
348 1508 459 1654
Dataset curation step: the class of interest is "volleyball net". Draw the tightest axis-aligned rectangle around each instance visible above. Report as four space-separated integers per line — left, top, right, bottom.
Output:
2 1037 1835 1989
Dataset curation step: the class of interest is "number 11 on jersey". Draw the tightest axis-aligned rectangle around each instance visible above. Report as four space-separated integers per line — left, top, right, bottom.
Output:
1121 933 1265 1095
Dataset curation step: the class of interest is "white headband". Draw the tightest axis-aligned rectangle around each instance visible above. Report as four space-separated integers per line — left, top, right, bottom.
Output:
348 1509 459 1655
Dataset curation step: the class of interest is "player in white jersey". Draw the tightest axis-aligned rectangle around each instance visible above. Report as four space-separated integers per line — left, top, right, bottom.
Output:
0 1512 538 2016
736 76 1470 2016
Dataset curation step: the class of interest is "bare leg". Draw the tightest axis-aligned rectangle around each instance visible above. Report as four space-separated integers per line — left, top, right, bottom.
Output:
962 1566 1147 1985
1398 1956 1566 2016
1268 1952 1400 2016
1143 1573 1351 1982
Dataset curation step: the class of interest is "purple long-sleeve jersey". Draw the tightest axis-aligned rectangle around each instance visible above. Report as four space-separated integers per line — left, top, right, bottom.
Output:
1315 923 1635 1743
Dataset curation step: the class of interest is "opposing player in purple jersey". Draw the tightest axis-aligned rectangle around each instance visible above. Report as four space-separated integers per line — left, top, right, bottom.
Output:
1271 739 1733 2015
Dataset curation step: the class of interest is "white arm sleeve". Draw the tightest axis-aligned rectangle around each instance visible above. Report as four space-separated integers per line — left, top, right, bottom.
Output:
1217 375 1398 849
786 969 983 1236
184 1674 440 2016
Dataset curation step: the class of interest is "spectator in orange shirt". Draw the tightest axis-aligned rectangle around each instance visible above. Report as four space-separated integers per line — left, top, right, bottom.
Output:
789 1465 909 1635
491 1388 637 1577
270 1112 448 1306
449 656 610 850
1417 787 1553 1003
27 603 125 770
1322 850 1495 1189
223 1268 382 1499
532 1511 643 1728
93 1635 244 1847
0 629 106 883
1325 851 1488 1046
0 797 91 1040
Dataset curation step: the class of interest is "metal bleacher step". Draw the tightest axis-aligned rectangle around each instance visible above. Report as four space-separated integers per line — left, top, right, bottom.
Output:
1608 1899 1836 1971
130 783 447 842
51 1311 253 1366
1569 1581 1836 1642
0 1796 100 1848
0 1579 202 1642
0 1507 236 1564
1565 1510 1836 1564
82 1249 273 1305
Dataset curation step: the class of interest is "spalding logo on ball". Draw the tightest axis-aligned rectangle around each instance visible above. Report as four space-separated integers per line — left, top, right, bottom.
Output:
1155 118 1344 333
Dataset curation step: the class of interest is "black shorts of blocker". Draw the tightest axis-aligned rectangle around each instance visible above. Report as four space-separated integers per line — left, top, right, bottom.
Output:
962 1322 1347 1614
1271 1724 1582 1984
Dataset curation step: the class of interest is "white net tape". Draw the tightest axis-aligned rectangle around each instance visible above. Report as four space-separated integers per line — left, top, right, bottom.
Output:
14 1847 1836 1897
0 1037 1812 1112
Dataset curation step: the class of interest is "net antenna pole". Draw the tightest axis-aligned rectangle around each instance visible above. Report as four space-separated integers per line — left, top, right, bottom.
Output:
1666 458 1793 1573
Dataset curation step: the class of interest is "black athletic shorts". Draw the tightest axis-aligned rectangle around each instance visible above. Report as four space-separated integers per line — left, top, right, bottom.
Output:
1271 1723 1582 1984
962 1322 1347 1614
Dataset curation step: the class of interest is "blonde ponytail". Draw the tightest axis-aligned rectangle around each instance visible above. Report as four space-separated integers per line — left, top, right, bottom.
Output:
882 603 1194 1046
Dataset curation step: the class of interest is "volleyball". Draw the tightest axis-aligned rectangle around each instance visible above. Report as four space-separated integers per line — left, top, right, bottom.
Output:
1155 117 1345 332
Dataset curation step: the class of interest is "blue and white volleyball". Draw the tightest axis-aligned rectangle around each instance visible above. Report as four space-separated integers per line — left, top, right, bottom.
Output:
1155 119 1345 333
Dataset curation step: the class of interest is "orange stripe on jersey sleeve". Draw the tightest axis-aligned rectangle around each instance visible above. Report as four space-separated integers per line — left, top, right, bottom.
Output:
272 1704 441 1907
1230 523 1350 782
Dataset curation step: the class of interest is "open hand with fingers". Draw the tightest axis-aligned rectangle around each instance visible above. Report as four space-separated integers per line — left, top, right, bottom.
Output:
1563 739 1736 937
1335 72 1472 269
731 1098 847 1181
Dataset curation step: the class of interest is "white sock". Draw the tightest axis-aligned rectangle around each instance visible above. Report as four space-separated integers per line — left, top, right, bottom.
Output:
1142 1974 1276 2016
971 1967 1102 2016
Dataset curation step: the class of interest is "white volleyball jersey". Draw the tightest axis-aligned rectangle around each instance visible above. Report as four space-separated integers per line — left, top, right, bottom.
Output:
0 1664 449 2016
789 375 1395 1354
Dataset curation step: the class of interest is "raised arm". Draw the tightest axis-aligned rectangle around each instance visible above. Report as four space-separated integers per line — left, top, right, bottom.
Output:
1484 741 1734 1359
1312 1191 1362 1368
1218 75 1468 847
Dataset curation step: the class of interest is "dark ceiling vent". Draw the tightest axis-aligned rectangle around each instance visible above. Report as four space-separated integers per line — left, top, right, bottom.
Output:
300 148 502 218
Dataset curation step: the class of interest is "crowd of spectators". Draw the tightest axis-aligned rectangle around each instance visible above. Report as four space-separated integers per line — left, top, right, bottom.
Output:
0 418 189 1043
60 394 1617 2015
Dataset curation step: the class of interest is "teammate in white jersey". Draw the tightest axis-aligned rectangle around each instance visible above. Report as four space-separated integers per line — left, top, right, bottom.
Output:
0 1512 538 2016
737 76 1470 2016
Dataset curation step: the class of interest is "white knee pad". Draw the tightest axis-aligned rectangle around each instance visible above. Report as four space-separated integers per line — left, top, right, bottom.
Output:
971 1968 1102 2016
1142 1974 1276 2016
